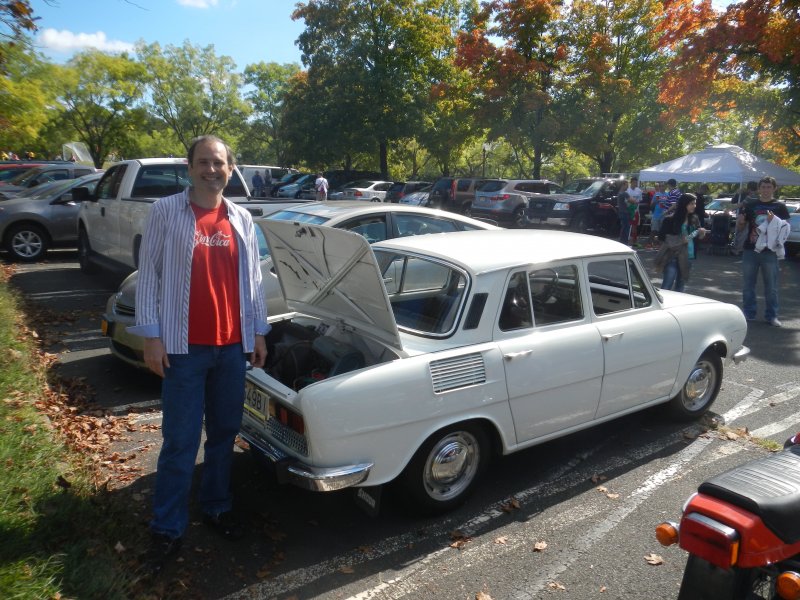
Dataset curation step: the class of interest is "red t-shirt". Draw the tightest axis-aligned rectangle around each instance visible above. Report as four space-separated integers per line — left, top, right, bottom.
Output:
188 203 241 345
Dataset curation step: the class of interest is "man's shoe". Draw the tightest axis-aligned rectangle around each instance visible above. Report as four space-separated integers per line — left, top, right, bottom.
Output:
141 533 182 578
203 511 245 541
768 317 783 327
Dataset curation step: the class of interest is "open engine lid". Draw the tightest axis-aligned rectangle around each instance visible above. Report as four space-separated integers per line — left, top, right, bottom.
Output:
261 220 403 352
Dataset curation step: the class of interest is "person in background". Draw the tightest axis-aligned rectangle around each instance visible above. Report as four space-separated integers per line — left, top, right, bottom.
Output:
695 184 710 228
315 172 329 201
251 170 264 198
737 175 790 326
654 193 707 292
130 135 269 576
263 169 272 197
666 178 681 211
731 181 759 255
617 181 635 245
648 183 668 248
628 177 643 247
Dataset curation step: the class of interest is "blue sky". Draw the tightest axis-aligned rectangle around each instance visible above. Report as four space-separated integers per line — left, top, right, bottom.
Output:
29 0 306 70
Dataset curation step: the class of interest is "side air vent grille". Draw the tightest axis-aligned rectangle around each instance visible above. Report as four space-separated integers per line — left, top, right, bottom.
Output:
429 353 486 393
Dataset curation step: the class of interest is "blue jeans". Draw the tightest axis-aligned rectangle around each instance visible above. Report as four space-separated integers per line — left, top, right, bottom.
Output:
661 257 685 292
151 343 246 539
618 213 631 244
742 249 779 321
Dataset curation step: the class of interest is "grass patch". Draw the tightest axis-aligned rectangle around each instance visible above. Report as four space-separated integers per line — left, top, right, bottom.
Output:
0 271 139 599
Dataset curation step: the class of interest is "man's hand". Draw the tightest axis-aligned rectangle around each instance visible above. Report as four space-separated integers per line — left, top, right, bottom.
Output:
250 334 268 369
143 337 169 378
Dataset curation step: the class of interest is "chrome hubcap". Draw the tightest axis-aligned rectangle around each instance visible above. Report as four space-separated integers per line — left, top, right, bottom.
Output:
682 360 715 411
12 231 42 258
423 431 479 501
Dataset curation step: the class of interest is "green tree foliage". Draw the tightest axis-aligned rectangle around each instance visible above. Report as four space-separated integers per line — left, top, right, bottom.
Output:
0 40 55 152
55 50 147 167
137 41 250 151
240 61 300 165
292 0 452 177
0 0 36 72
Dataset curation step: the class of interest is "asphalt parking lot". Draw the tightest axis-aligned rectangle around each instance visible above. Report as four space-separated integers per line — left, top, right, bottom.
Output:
4 243 800 599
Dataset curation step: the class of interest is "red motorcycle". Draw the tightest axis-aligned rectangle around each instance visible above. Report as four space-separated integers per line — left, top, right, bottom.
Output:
656 433 800 599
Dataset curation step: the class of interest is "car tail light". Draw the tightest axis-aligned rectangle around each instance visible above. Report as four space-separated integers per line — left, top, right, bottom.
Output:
491 194 510 202
655 521 679 546
270 400 305 435
680 512 740 569
354 190 363 197
777 571 800 600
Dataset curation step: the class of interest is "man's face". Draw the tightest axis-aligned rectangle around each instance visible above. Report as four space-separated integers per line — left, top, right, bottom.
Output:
759 182 776 200
188 141 232 195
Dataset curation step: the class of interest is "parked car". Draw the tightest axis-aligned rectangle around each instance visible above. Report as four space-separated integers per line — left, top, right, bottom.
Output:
340 180 394 202
239 165 298 197
0 162 54 183
270 172 307 197
703 198 737 230
0 163 98 199
470 179 564 227
427 177 487 214
0 172 103 261
102 202 498 369
526 176 626 235
398 185 432 206
241 224 749 514
385 181 431 203
276 173 315 198
787 206 800 257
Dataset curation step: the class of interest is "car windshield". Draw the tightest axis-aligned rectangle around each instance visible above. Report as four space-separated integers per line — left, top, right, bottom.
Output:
706 200 730 210
347 180 376 189
564 180 593 194
268 210 330 225
577 181 605 196
7 167 44 185
374 249 468 336
26 178 77 199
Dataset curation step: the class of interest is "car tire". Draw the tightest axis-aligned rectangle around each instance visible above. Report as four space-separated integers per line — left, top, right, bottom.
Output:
512 206 526 228
370 197 381 203
462 203 472 217
399 422 490 514
667 350 722 421
570 212 590 233
5 223 49 262
78 229 97 275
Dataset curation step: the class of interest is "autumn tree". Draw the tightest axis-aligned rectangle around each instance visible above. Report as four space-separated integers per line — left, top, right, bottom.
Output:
457 0 568 179
658 0 800 162
557 0 669 174
54 50 147 167
0 0 36 72
292 0 452 178
137 41 250 151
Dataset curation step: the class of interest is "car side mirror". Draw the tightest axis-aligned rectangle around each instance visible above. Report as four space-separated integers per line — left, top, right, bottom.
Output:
54 192 74 205
72 186 95 202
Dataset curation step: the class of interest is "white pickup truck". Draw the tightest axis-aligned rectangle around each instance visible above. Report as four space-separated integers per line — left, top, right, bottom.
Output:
75 157 299 274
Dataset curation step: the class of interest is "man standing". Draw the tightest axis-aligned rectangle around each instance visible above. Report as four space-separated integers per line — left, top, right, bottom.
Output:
665 178 681 213
263 169 272 197
130 135 269 574
627 176 643 247
737 176 790 326
251 170 264 198
315 172 329 201
617 181 635 245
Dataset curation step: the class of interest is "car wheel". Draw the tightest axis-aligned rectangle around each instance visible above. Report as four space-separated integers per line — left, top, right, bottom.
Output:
400 422 490 514
512 206 526 228
5 223 49 262
462 203 472 217
667 350 722 420
78 229 97 274
370 197 381 203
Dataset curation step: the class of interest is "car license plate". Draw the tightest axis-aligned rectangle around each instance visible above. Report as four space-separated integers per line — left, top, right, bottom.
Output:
244 381 270 423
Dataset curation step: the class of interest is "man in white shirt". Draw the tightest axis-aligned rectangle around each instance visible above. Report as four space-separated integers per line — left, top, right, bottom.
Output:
315 172 329 201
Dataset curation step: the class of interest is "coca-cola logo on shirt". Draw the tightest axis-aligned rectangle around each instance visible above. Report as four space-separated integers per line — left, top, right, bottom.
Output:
194 230 232 248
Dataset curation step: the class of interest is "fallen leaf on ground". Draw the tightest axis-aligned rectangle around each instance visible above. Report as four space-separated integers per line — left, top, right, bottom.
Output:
339 565 355 574
596 486 608 493
548 581 566 590
591 474 607 483
645 553 664 565
533 541 548 552
494 536 508 545
606 492 620 500
476 591 493 600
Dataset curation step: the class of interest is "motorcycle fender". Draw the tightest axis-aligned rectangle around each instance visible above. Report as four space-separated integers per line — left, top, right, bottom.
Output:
678 555 751 600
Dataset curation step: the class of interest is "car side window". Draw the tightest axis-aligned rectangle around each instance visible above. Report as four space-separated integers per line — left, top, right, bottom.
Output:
499 271 533 331
338 215 388 243
132 165 189 198
395 214 460 237
530 264 583 326
515 182 533 193
456 179 472 192
587 259 651 314
95 165 127 200
375 182 393 191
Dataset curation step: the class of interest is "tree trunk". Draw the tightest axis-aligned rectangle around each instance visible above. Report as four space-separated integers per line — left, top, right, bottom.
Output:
379 139 388 180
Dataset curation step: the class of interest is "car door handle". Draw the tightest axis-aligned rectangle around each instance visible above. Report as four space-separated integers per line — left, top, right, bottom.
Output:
602 332 624 341
504 350 533 360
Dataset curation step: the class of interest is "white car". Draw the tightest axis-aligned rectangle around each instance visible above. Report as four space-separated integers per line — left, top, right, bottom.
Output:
242 225 749 514
787 205 800 257
101 202 498 368
339 180 393 202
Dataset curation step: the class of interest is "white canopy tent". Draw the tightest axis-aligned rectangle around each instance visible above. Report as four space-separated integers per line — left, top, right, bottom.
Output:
639 144 800 186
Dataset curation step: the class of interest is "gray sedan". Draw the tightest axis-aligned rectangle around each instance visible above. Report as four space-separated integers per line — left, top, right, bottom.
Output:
0 173 103 261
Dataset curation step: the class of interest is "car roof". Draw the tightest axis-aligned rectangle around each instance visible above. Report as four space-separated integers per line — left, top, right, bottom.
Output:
373 229 631 274
265 201 500 228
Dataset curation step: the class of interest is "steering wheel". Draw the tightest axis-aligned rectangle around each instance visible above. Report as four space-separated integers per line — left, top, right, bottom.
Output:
530 268 559 307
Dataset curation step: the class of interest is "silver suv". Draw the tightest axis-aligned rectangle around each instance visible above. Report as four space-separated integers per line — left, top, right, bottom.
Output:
471 179 563 227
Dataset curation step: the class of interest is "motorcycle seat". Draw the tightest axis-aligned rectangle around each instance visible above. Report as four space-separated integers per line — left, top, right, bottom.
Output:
698 445 800 544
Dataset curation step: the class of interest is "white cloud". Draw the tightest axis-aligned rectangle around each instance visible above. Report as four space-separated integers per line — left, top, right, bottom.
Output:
37 29 135 54
177 0 219 8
